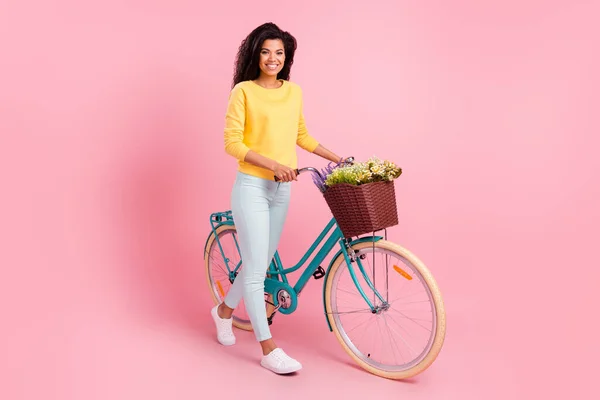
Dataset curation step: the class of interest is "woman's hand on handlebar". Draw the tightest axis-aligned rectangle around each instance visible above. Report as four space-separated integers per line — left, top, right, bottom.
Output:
340 156 355 165
273 163 298 182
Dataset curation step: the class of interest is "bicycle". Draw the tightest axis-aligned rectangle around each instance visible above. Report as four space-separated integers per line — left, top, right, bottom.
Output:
203 159 446 380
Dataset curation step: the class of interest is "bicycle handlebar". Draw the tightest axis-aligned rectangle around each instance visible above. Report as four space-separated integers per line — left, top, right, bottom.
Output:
274 157 355 182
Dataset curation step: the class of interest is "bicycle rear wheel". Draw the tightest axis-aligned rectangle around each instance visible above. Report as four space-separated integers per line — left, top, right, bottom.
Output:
324 240 446 380
204 224 274 331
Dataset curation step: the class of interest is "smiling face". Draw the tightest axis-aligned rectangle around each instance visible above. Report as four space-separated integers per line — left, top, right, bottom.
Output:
257 39 285 78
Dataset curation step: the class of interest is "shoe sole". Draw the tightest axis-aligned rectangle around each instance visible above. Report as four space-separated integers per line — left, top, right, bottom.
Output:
260 362 302 375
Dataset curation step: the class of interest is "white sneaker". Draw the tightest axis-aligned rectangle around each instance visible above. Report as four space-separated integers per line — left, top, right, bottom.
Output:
260 348 302 374
211 304 236 346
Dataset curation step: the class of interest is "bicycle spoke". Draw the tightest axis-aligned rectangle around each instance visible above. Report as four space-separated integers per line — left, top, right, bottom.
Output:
328 309 373 315
385 313 417 353
385 312 418 352
388 290 426 304
336 286 364 297
389 308 433 333
382 314 404 365
344 313 374 335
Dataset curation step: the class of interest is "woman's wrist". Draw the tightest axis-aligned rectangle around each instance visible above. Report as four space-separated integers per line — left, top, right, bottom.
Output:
329 154 343 163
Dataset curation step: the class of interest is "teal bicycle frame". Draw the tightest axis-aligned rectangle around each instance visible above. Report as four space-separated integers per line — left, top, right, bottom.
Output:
206 209 387 331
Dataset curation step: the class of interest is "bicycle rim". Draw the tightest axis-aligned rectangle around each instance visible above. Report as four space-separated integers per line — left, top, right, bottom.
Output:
325 240 446 379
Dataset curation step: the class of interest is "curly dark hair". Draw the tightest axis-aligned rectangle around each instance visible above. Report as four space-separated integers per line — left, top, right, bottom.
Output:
232 22 298 89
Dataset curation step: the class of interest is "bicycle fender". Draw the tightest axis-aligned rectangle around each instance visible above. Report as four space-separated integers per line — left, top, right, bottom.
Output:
322 235 384 331
203 220 235 256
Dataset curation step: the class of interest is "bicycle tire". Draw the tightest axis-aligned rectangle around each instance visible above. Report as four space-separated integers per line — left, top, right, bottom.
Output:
324 240 446 380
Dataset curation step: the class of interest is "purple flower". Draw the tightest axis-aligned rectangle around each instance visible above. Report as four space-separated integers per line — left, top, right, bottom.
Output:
311 159 347 193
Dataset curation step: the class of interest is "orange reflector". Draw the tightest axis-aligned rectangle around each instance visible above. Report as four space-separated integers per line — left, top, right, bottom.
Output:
393 265 412 280
216 281 225 297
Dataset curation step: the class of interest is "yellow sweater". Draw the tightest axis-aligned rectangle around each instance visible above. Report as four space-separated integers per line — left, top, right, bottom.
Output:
223 80 320 180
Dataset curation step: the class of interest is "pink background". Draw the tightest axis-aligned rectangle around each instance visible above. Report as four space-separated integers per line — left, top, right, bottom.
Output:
2 1 599 399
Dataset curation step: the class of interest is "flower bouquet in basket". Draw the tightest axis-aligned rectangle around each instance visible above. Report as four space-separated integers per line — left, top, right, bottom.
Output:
312 156 403 238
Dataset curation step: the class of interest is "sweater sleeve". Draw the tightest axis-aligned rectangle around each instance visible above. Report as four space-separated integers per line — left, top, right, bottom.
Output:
223 85 251 161
296 91 320 152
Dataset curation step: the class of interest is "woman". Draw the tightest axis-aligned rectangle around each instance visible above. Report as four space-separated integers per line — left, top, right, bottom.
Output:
210 22 345 374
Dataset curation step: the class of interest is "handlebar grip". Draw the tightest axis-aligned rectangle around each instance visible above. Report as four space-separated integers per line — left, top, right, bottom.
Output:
274 169 300 182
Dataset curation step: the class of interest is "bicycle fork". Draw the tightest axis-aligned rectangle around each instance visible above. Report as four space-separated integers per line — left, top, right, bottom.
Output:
339 238 389 313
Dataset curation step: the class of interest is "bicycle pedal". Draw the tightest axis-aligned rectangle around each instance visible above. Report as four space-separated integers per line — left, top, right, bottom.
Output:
312 266 325 280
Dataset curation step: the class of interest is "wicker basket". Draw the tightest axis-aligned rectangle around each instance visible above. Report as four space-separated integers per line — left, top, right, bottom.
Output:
323 180 399 238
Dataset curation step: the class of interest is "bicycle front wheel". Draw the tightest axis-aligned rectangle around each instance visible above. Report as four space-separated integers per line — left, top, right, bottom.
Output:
324 240 446 380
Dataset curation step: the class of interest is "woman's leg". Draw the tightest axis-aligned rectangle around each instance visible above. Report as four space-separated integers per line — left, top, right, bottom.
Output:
256 180 291 355
211 173 269 345
224 173 272 342
212 173 301 373
258 180 302 373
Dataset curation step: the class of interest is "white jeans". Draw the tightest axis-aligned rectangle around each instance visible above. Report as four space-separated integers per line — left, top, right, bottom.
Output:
223 172 291 342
